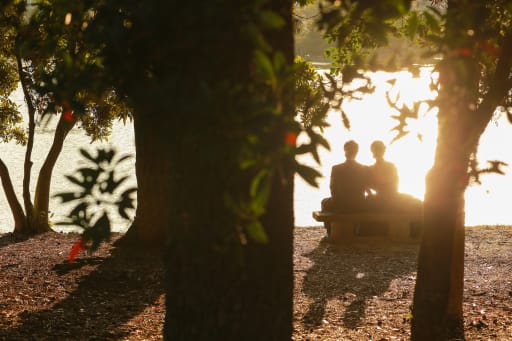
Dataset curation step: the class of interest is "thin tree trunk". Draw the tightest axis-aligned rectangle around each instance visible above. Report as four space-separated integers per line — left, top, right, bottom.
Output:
0 158 26 233
31 113 75 233
16 54 36 221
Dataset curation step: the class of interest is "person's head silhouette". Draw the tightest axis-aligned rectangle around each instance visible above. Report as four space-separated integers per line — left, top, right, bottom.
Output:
344 140 359 160
370 140 386 160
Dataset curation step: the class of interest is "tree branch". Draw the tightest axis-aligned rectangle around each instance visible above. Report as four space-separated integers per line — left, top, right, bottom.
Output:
475 32 512 134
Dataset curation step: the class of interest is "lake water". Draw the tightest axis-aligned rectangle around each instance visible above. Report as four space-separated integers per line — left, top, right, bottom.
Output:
295 69 512 227
2 74 512 233
294 108 512 227
0 120 136 234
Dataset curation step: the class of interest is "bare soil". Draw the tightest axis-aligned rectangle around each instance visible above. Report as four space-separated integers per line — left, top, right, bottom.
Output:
0 226 511 340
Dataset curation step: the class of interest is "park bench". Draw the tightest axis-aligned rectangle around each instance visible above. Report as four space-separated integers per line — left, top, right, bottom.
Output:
312 211 423 243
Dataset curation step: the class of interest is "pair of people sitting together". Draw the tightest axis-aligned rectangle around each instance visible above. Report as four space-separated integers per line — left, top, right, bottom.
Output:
321 139 422 215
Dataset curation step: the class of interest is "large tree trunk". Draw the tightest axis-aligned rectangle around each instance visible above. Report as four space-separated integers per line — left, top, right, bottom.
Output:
163 137 294 340
411 6 481 335
115 108 171 248
411 63 475 340
411 1 512 337
31 113 75 233
411 152 468 339
163 1 294 339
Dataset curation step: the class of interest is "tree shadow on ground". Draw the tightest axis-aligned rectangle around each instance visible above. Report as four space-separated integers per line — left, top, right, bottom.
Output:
0 233 29 251
1 247 164 339
302 238 418 329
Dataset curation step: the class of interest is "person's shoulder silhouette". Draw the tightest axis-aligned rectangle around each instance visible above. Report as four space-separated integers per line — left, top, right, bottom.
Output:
367 140 422 214
322 140 369 213
368 140 398 197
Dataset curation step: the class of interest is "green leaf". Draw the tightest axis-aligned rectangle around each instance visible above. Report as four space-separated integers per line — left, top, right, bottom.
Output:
295 144 312 155
245 220 268 244
296 163 322 187
97 149 115 164
116 187 137 220
250 169 269 198
273 52 286 73
53 220 74 226
253 50 275 81
69 202 89 219
311 147 321 164
79 148 97 163
118 200 135 220
341 111 351 130
65 175 85 188
53 192 79 203
240 159 257 169
76 167 100 184
258 10 285 30
100 171 130 194
423 10 441 34
113 153 133 166
308 128 330 150
84 213 111 251
406 12 419 40
342 65 360 84
250 172 271 217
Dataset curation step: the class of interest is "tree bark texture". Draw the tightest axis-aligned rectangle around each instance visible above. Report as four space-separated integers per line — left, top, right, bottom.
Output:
163 130 294 340
411 155 468 340
0 158 26 232
16 54 36 222
118 108 171 248
161 1 295 339
32 113 75 233
411 7 482 338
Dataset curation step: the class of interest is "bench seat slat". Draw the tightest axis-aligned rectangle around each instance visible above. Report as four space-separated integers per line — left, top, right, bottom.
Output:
312 211 422 222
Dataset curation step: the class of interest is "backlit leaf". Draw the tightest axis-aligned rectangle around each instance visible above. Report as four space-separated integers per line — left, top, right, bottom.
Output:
296 163 321 187
245 220 268 244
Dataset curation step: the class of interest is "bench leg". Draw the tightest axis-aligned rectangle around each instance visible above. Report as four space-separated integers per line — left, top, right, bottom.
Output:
324 222 331 237
329 221 355 243
390 219 411 241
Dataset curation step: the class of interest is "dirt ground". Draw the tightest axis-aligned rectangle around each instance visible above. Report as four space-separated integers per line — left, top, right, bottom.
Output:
1 225 511 340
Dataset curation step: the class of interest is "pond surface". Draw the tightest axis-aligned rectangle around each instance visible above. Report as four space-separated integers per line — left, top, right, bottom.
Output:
2 73 512 234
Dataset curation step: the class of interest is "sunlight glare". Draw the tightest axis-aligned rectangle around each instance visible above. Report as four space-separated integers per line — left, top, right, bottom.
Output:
295 67 512 227
295 67 439 225
338 68 438 199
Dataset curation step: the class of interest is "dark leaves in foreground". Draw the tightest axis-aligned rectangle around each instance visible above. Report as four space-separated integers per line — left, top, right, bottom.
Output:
54 147 136 261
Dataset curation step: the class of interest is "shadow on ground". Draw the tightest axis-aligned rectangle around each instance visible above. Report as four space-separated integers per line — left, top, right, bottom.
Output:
1 246 164 339
0 233 29 251
302 238 418 329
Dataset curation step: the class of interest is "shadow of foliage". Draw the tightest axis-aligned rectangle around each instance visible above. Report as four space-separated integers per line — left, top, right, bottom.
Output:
1 247 164 339
302 238 418 329
52 256 106 275
0 233 29 251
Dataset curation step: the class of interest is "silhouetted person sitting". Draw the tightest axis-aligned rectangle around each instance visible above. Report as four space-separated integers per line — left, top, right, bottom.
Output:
367 140 399 210
321 140 369 235
367 140 422 214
